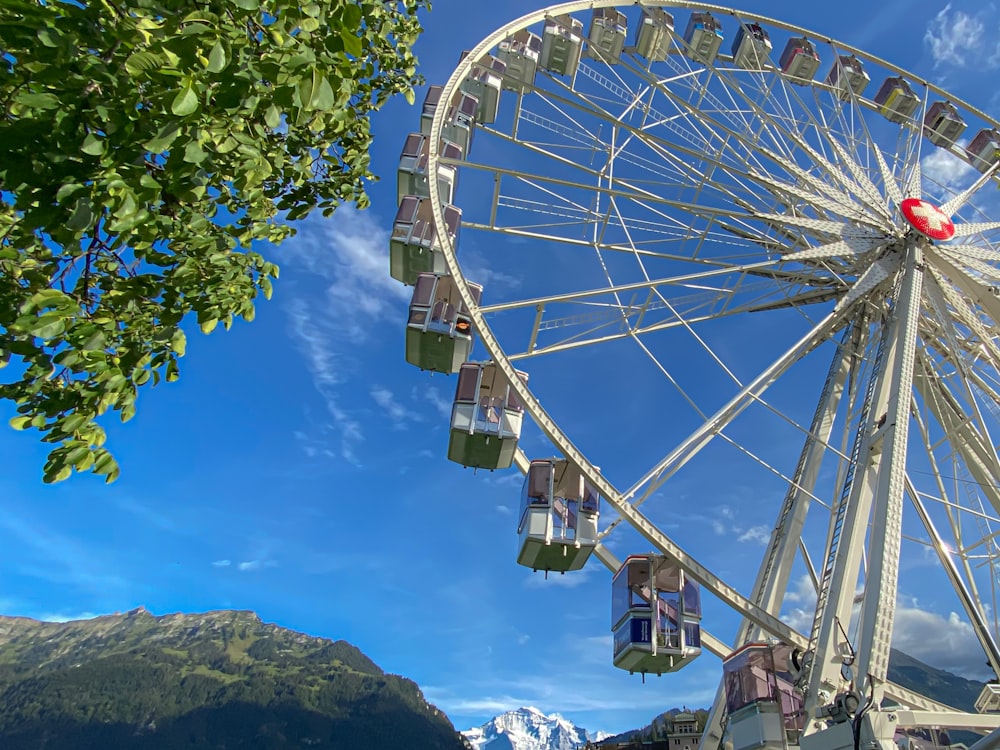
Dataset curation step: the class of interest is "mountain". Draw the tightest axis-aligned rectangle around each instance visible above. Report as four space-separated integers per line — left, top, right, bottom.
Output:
0 607 470 750
886 648 986 711
463 706 600 750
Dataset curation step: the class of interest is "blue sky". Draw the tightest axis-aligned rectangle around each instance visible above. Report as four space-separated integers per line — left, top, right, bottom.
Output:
3 0 1000 738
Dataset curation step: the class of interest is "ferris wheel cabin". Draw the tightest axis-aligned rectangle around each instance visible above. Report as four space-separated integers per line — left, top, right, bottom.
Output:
723 643 805 750
541 15 584 77
874 76 919 123
587 8 628 63
824 55 869 100
397 134 462 207
683 12 723 65
420 85 479 157
449 362 528 470
635 8 674 62
922 101 966 147
966 128 1000 173
498 29 542 92
459 53 506 125
517 458 599 573
612 555 701 676
406 273 482 374
730 23 772 70
390 195 461 286
779 37 820 84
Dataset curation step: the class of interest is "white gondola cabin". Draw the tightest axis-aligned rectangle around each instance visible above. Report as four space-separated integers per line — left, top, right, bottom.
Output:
635 8 674 62
449 362 528 470
923 101 966 147
517 459 599 573
730 23 771 70
966 128 1000 173
498 30 542 92
779 37 819 84
723 643 805 750
825 54 869 100
406 273 482 374
541 14 583 77
587 8 627 63
460 53 506 125
390 196 461 286
397 134 462 207
683 12 723 65
612 555 701 676
874 76 919 123
420 85 479 156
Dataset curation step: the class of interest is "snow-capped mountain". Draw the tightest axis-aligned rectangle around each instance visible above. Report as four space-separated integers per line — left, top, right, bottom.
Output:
463 706 604 750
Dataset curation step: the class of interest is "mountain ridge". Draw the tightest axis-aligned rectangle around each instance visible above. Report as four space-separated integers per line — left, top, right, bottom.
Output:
0 607 469 750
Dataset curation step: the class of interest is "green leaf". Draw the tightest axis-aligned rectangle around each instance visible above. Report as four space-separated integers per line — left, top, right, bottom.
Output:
9 416 32 431
183 140 207 164
56 183 85 202
82 133 105 156
27 313 68 340
200 318 218 334
171 329 187 356
61 413 88 434
342 30 362 57
15 91 60 110
207 39 228 73
125 50 163 77
404 87 415 105
343 4 363 27
171 79 199 116
264 104 281 129
311 73 336 111
300 17 320 32
232 0 258 8
143 122 182 153
65 197 94 231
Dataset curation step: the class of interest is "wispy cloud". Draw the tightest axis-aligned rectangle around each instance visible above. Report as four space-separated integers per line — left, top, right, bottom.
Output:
421 385 453 420
371 385 410 422
115 497 177 533
924 4 998 69
238 560 262 572
0 512 129 593
737 525 769 545
212 559 232 568
282 206 411 466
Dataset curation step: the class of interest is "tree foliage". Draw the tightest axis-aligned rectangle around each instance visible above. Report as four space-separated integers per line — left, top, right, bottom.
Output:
0 0 426 482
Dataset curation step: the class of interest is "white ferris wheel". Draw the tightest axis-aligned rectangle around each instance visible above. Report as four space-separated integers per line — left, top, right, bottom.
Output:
389 2 1000 749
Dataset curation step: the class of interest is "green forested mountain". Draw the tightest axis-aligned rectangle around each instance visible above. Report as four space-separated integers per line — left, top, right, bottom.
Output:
0 607 470 750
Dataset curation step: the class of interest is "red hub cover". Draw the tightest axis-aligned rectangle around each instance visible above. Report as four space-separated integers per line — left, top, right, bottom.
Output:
900 197 955 241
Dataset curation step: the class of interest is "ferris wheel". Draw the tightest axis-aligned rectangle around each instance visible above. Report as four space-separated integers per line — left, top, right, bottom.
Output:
390 2 1000 749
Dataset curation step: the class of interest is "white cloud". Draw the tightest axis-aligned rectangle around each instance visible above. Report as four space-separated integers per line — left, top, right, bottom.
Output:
892 606 993 679
924 4 988 68
524 567 592 588
922 143 976 193
924 4 1000 70
495 505 513 515
737 525 770 545
212 559 232 568
36 612 99 623
422 385 453 420
282 206 412 466
370 385 409 422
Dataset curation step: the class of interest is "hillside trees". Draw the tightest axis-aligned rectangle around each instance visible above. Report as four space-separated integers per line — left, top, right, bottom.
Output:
0 0 427 482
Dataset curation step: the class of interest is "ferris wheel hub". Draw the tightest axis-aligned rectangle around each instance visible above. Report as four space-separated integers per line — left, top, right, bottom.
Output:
899 197 955 241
